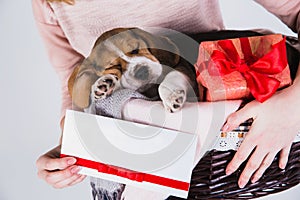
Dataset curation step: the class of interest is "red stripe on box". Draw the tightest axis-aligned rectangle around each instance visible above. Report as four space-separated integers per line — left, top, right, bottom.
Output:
61 154 190 191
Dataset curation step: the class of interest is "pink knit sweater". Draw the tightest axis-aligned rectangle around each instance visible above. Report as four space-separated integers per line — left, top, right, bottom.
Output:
32 0 300 122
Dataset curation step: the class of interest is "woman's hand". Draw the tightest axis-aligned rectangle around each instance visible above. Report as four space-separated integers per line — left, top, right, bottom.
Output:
223 84 300 188
36 145 86 188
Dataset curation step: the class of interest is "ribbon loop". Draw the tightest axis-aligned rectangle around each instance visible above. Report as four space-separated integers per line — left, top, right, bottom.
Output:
97 163 145 182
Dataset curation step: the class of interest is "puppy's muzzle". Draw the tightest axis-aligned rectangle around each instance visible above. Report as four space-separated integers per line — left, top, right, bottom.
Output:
134 65 149 80
118 53 162 91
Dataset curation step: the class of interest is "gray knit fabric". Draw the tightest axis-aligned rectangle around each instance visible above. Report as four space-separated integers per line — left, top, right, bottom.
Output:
90 177 125 200
88 89 151 200
95 88 151 119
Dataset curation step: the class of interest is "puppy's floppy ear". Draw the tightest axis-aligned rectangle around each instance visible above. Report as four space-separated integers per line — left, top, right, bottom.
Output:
69 59 99 109
68 64 80 99
130 28 180 67
69 28 136 109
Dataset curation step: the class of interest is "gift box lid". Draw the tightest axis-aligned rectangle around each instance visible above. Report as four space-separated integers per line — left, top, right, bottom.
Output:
61 110 198 198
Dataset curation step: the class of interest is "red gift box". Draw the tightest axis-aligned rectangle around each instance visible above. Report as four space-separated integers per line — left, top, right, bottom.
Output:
195 34 292 102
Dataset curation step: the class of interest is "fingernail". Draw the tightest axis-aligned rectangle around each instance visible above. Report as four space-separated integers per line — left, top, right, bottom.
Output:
279 162 286 169
225 170 232 176
239 181 246 188
251 177 258 183
222 124 229 132
226 169 233 175
71 166 81 174
67 158 77 165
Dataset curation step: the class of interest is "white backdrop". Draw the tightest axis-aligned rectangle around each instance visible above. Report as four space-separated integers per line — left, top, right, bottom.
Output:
0 0 299 199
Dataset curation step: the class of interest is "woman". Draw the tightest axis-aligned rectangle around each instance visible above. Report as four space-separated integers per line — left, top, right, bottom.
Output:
33 0 300 198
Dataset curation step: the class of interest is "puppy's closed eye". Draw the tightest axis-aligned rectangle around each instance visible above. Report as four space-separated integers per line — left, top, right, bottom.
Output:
131 48 139 54
107 64 122 70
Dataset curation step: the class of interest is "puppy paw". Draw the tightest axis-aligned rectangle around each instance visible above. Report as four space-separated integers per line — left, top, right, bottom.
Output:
162 89 186 113
158 71 188 113
91 74 119 101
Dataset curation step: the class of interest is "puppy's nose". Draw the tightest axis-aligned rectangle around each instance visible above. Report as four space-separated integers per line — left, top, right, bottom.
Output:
134 66 149 80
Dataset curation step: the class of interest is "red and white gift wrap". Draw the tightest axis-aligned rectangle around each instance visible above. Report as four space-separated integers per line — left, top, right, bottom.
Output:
61 110 198 198
195 34 292 102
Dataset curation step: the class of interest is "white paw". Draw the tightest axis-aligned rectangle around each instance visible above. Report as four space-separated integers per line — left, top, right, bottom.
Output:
91 74 119 102
158 71 189 113
159 86 186 113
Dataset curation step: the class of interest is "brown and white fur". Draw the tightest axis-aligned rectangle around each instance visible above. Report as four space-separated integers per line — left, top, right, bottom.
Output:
68 28 199 113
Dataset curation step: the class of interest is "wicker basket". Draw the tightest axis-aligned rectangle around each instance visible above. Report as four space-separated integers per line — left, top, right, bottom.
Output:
167 141 300 200
165 116 299 200
165 114 300 200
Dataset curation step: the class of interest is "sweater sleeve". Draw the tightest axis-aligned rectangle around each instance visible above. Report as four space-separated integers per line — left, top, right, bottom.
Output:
255 0 300 38
32 0 84 126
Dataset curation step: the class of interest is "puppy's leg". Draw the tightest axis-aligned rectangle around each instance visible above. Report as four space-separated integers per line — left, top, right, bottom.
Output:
84 101 97 114
91 74 120 102
158 71 189 113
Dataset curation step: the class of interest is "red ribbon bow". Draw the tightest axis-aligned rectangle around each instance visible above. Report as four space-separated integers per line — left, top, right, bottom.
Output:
207 36 287 102
97 162 145 182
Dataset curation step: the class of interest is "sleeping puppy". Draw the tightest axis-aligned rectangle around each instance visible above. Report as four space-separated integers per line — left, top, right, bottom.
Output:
68 28 199 113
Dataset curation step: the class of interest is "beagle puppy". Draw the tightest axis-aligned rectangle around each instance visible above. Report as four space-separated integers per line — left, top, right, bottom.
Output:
69 28 199 113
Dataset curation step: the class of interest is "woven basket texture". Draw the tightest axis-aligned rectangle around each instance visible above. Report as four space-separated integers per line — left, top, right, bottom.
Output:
167 142 300 200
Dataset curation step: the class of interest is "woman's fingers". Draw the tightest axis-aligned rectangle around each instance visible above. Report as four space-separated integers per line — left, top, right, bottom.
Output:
35 146 84 188
52 172 86 189
69 174 87 187
225 134 256 176
36 146 76 171
223 86 299 188
236 149 266 188
37 165 78 184
49 166 81 184
251 152 277 184
279 145 292 169
222 102 257 132
38 165 82 188
37 156 77 171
